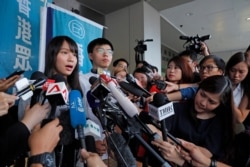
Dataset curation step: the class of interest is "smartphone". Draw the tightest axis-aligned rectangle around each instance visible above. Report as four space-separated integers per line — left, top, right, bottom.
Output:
6 70 25 79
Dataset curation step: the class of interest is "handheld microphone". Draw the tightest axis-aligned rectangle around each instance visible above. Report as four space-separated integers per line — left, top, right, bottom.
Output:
100 74 158 137
149 93 179 144
29 71 56 107
46 74 68 106
69 90 86 149
123 74 151 97
84 119 101 139
148 93 175 122
16 78 47 101
89 76 110 99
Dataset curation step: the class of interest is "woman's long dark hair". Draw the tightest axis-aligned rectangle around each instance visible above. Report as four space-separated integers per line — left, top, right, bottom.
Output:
225 52 250 100
165 56 194 83
44 36 82 93
197 75 235 158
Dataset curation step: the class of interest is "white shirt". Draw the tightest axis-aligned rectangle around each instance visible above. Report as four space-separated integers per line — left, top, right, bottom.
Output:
233 83 244 107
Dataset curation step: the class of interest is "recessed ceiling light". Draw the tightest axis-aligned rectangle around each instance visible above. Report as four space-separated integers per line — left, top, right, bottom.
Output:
185 12 193 16
246 17 250 21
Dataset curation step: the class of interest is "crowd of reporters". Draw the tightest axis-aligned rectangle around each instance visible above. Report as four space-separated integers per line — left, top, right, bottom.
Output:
0 36 249 167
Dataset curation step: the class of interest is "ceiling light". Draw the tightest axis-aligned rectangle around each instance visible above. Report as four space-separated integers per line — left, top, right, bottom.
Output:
246 17 250 21
185 12 193 16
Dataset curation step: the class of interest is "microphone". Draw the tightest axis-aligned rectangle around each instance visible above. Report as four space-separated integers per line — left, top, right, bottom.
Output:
29 71 56 107
99 74 159 137
148 93 177 142
46 74 68 106
107 132 137 167
84 119 101 139
92 75 171 166
16 78 47 101
89 76 110 99
121 74 151 97
69 90 86 149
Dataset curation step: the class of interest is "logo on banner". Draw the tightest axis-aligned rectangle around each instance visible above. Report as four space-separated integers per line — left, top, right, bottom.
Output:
68 20 85 39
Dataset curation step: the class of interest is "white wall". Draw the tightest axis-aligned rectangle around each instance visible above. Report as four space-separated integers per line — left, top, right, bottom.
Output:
105 2 144 72
143 2 161 71
105 1 161 73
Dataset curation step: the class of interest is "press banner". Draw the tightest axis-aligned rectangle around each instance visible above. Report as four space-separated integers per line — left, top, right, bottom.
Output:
40 3 104 74
0 0 52 79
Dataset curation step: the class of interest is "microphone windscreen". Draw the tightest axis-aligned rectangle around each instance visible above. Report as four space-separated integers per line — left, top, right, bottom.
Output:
30 71 47 80
153 93 168 107
119 81 144 97
52 74 66 83
89 76 98 85
69 90 86 129
107 132 137 167
86 91 100 109
85 135 97 153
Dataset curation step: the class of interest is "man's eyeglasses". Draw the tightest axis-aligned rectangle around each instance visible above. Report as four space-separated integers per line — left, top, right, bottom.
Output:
96 48 113 55
198 65 219 71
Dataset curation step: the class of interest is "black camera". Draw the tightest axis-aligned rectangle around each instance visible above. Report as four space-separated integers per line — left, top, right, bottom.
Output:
179 34 210 54
155 80 167 90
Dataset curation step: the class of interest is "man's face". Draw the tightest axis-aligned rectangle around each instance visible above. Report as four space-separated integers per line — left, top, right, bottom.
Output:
89 44 113 69
181 56 196 72
113 61 128 72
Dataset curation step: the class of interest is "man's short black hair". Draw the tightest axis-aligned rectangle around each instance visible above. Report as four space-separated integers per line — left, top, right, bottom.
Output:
178 50 198 61
112 58 129 67
87 38 113 53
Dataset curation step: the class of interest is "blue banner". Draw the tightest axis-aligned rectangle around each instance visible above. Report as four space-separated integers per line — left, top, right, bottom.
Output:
44 4 104 74
0 0 52 79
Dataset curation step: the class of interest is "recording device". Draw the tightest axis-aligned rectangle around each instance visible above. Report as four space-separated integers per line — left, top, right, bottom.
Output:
16 78 47 100
134 39 153 53
84 119 101 139
119 74 151 98
148 93 185 148
6 70 25 79
89 76 110 99
69 90 86 149
179 34 211 54
154 80 167 90
134 39 153 63
29 71 55 107
91 75 171 166
46 74 68 106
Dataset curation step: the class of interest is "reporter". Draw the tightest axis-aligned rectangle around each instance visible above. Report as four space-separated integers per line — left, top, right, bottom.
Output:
80 149 107 167
0 92 18 116
180 140 231 167
0 103 50 166
0 74 21 92
28 118 62 167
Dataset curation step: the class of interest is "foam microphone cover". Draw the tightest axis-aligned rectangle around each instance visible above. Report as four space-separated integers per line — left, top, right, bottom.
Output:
107 132 137 167
89 76 97 85
85 135 97 153
30 71 47 80
30 71 47 107
153 93 168 107
52 74 66 83
119 81 144 97
69 90 86 128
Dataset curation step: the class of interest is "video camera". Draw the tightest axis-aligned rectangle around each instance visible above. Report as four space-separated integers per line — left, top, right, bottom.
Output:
179 34 211 54
134 39 153 53
134 39 153 63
